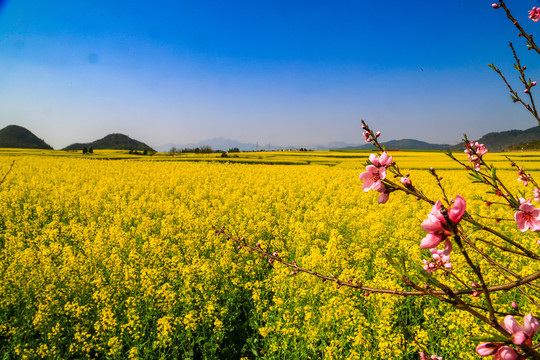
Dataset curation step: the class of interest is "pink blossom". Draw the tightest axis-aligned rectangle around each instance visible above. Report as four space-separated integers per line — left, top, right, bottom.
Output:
401 177 412 187
360 152 393 199
514 198 540 232
423 241 453 273
501 313 539 345
464 142 488 171
476 314 538 358
512 302 518 310
359 165 386 192
529 7 540 22
533 188 540 202
517 168 531 186
419 352 443 360
369 152 393 167
363 131 371 142
377 187 391 204
420 196 466 250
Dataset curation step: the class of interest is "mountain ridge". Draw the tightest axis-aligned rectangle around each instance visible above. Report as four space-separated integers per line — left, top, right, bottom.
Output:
2 124 540 152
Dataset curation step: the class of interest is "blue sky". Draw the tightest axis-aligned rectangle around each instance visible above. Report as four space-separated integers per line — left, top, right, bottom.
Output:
1 0 539 149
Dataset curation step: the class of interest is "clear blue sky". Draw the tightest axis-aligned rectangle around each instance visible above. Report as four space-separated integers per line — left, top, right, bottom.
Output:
1 0 539 149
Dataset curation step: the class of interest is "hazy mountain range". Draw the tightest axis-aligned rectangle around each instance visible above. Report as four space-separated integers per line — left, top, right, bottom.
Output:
2 124 540 152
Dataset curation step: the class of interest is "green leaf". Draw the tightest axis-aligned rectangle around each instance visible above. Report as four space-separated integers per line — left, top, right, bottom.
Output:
416 265 444 289
469 335 507 343
399 255 407 274
384 253 403 275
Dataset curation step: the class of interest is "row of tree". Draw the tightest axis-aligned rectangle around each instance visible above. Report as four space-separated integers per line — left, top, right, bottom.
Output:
168 146 241 154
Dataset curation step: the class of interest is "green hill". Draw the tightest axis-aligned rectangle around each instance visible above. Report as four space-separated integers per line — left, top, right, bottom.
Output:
0 125 53 149
450 126 540 152
63 133 154 151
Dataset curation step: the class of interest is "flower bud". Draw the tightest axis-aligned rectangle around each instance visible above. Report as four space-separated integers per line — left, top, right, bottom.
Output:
512 301 518 309
375 131 381 137
492 3 500 9
473 291 481 297
525 88 530 94
532 81 537 87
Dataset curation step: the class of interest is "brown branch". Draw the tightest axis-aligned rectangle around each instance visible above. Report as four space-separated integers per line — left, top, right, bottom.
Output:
498 0 540 55
214 227 540 297
509 42 539 118
0 160 14 186
489 62 540 124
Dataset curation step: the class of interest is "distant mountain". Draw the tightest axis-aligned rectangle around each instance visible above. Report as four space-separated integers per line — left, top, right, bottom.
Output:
0 125 53 149
156 137 288 152
451 126 540 152
335 139 450 150
382 139 451 150
63 133 154 151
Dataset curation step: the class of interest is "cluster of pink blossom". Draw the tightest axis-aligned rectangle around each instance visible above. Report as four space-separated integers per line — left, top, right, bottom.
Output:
464 141 488 171
363 130 381 143
420 196 466 252
358 152 393 204
357 122 540 357
422 245 453 274
514 198 540 232
529 6 540 22
534 188 540 202
518 168 532 187
419 352 443 360
477 314 539 359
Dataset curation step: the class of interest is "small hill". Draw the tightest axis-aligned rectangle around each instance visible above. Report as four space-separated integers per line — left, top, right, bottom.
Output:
381 139 450 150
506 140 540 151
0 125 53 149
451 126 540 152
336 139 450 151
63 133 154 151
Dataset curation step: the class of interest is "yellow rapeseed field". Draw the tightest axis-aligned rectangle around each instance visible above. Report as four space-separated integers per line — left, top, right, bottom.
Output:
0 150 539 359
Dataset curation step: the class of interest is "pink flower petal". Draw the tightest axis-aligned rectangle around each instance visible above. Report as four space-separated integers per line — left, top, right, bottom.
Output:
501 315 521 334
420 233 443 249
523 313 539 338
449 195 466 223
514 211 528 232
378 191 389 204
369 154 379 166
511 331 527 345
476 342 499 356
495 346 519 360
421 214 444 233
379 152 389 166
